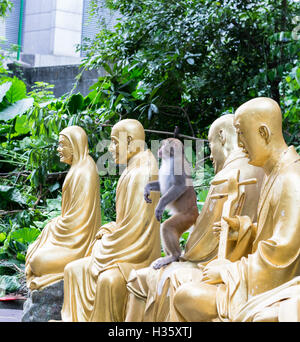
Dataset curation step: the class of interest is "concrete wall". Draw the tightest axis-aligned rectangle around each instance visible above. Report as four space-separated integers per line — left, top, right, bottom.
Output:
22 0 83 66
9 63 106 98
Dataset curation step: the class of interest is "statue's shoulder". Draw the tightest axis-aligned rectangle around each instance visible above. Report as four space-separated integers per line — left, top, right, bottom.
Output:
279 147 300 180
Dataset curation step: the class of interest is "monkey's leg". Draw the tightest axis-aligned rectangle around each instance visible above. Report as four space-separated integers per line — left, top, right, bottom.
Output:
152 214 190 270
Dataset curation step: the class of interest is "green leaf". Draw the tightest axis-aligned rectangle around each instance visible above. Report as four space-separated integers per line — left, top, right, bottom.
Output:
5 77 27 104
0 186 27 206
0 275 21 296
16 252 25 262
10 227 41 245
186 58 195 65
14 115 31 135
0 81 12 102
9 189 27 205
0 232 6 243
0 97 34 121
67 93 84 114
46 196 62 211
148 103 159 120
48 182 60 193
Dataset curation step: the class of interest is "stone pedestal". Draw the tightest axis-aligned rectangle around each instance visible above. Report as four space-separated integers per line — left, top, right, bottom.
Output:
21 280 64 322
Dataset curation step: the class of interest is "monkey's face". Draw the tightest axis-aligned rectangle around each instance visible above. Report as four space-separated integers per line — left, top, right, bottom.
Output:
158 138 183 160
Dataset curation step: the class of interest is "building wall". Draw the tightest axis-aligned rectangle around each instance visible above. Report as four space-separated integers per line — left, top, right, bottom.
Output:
10 63 106 97
21 0 84 66
1 0 120 66
2 0 25 50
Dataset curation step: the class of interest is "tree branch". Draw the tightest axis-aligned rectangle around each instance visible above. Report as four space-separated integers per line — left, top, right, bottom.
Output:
96 122 208 142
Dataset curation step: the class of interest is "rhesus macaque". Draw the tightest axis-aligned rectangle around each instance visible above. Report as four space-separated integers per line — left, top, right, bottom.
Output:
144 138 199 269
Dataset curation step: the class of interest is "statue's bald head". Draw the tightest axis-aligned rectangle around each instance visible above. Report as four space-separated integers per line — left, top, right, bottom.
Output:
235 97 282 136
208 114 237 141
111 119 145 142
109 119 145 164
234 97 286 169
208 114 239 173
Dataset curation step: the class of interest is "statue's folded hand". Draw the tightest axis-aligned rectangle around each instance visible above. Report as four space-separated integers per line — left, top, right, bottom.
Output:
213 216 240 241
95 228 111 240
95 222 117 240
202 265 222 284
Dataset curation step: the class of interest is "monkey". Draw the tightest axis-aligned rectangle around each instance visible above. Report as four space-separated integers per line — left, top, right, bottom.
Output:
144 138 199 269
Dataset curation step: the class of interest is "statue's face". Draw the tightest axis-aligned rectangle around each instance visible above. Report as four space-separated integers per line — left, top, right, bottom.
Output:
109 130 131 165
57 135 73 165
234 114 267 167
208 131 226 174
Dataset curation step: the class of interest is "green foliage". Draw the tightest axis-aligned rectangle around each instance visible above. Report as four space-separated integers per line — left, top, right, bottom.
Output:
281 63 300 147
0 0 12 17
100 177 118 224
0 78 34 121
82 0 300 141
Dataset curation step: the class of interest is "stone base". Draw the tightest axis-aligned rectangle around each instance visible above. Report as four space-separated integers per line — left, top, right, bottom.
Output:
21 280 64 322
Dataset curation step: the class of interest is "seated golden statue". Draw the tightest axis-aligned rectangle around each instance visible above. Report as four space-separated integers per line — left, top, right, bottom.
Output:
60 119 161 322
25 126 101 290
125 114 264 322
173 97 300 322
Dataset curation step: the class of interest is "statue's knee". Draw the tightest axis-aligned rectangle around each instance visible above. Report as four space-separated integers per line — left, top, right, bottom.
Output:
29 253 42 277
173 285 187 312
174 283 217 321
98 269 125 290
64 261 76 277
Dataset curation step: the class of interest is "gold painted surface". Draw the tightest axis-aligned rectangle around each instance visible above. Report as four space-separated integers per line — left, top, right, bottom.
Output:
172 97 300 322
25 126 101 290
61 119 161 322
125 114 264 322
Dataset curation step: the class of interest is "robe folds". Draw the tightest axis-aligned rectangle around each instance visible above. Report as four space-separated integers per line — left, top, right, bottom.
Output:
25 126 101 291
61 149 161 322
126 150 264 321
216 146 300 321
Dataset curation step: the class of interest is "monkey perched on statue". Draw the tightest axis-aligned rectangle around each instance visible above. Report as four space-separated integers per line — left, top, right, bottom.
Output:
144 138 199 269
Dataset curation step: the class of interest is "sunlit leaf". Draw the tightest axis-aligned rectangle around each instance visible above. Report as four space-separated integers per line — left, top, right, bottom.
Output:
0 97 34 121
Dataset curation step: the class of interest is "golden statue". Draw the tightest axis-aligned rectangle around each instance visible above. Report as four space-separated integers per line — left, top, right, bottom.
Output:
125 114 264 322
25 126 101 290
60 119 161 322
173 97 300 322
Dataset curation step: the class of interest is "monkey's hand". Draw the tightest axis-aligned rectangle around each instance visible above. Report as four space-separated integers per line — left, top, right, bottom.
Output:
155 205 164 221
144 184 153 204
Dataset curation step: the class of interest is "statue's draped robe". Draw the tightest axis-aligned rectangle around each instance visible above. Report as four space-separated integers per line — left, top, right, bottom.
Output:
215 146 300 322
61 150 160 322
25 126 100 290
126 150 264 321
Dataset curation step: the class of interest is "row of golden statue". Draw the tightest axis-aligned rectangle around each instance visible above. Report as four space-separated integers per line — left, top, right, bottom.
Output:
25 97 300 322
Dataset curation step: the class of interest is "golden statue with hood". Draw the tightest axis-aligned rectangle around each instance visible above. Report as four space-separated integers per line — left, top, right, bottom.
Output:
173 97 300 322
125 114 265 322
25 126 101 291
61 119 161 322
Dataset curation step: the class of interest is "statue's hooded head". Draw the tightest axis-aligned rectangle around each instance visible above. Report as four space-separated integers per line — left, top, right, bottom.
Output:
58 126 89 165
109 119 145 165
208 114 239 173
